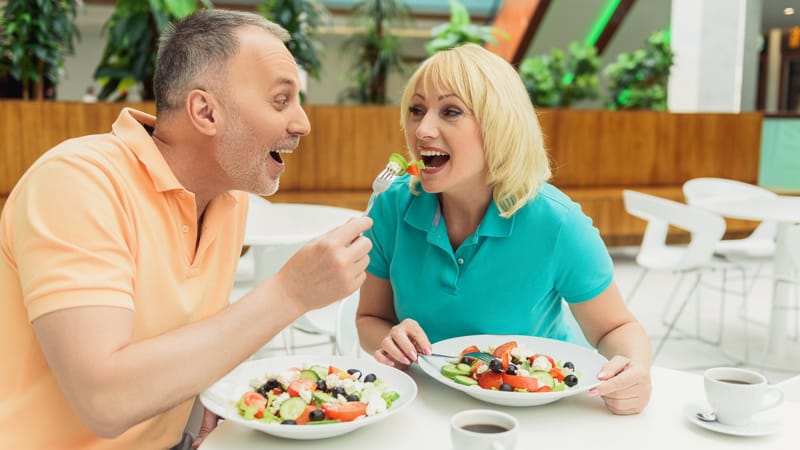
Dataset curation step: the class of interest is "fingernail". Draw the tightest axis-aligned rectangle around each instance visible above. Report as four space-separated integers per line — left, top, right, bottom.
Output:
588 389 599 397
596 371 606 379
410 351 418 360
402 357 411 365
425 348 432 356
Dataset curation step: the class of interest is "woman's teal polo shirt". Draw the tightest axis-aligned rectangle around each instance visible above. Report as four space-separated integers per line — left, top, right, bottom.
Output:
365 176 614 345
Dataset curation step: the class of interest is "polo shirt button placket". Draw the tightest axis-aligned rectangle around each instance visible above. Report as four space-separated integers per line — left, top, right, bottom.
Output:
457 257 465 265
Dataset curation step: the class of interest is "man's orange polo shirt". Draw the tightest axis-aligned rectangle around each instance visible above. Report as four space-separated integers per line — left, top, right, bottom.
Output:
0 108 248 449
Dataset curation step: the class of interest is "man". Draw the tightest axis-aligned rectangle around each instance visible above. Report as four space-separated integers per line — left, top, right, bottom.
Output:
0 9 372 449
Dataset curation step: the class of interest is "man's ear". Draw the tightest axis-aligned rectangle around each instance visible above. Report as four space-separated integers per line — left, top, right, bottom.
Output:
186 89 219 137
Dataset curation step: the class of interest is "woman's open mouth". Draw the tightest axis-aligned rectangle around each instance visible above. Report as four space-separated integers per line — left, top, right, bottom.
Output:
420 150 450 169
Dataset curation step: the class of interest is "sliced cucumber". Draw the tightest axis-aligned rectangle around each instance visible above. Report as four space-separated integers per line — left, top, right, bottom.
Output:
311 391 336 405
441 364 470 379
453 375 478 386
279 397 308 421
310 365 328 380
455 363 472 374
306 419 342 425
530 371 555 388
298 369 320 381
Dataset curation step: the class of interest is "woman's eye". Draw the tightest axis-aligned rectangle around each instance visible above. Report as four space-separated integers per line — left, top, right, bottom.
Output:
408 106 424 116
442 108 462 118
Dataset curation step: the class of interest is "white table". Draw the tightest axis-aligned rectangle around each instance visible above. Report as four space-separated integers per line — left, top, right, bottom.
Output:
199 365 800 449
694 195 800 370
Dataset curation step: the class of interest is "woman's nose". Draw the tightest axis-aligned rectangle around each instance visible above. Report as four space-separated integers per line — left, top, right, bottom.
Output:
415 113 438 140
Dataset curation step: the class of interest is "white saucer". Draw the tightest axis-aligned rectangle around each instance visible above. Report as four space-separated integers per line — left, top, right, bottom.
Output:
683 403 781 437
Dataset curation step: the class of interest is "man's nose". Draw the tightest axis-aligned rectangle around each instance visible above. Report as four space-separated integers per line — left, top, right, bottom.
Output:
290 104 310 136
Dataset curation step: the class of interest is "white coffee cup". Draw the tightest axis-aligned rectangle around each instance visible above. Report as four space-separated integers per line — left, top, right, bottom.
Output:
704 367 783 427
450 409 519 450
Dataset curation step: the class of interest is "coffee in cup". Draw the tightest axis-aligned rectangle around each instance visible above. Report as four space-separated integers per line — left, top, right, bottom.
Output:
704 367 783 427
450 409 518 450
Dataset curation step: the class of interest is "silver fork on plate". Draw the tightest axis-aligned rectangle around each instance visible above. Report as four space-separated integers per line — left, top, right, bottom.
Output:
424 351 496 364
363 166 399 215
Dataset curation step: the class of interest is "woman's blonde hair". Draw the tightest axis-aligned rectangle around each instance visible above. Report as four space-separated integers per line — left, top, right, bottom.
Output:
399 43 551 218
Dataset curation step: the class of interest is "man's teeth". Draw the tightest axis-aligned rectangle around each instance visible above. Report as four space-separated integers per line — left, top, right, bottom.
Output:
272 149 293 154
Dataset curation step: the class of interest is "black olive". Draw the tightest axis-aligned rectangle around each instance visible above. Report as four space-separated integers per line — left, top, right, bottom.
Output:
363 373 377 383
564 374 578 387
505 364 518 375
256 386 269 397
281 419 297 425
347 369 362 380
309 409 325 421
331 386 346 397
489 358 503 373
316 380 327 391
499 383 513 391
345 394 360 402
264 379 280 390
460 356 473 364
563 361 575 371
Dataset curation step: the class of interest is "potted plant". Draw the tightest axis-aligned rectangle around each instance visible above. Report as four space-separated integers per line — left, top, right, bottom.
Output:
258 0 329 83
604 30 674 110
518 41 601 108
0 0 80 100
425 0 499 55
337 0 411 104
93 0 210 101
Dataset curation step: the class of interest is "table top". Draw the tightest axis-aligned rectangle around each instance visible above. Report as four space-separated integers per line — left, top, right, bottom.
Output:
199 364 800 450
694 195 800 223
244 203 360 246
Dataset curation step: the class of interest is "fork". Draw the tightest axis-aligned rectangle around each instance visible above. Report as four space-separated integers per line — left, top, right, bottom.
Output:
363 166 399 216
425 351 497 364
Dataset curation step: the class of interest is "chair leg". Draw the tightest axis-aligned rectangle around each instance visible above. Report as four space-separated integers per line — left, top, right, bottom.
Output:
660 272 688 326
655 273 702 359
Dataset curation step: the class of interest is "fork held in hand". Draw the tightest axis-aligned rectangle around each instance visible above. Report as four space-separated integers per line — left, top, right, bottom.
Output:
426 351 496 364
363 166 399 215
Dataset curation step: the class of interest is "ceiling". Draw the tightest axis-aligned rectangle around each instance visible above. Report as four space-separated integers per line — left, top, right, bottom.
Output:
763 0 800 30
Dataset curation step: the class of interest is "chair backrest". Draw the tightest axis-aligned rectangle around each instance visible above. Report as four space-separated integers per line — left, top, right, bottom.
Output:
682 178 778 241
623 190 726 270
334 292 362 356
786 223 800 273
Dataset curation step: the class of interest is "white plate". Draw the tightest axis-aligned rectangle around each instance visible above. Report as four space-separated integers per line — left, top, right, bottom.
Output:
683 403 782 437
418 334 607 407
200 355 417 440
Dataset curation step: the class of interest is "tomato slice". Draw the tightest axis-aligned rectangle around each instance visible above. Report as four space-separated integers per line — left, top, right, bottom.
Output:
529 353 556 369
549 368 566 382
295 405 319 425
502 373 538 392
460 345 480 355
406 164 420 176
322 401 368 422
477 371 504 390
535 385 553 392
242 392 267 418
501 352 510 371
470 360 486 375
492 341 518 359
328 365 355 380
288 379 317 397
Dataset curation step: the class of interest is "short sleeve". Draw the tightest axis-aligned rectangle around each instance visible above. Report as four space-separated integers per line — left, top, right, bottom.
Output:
13 156 136 320
553 204 614 303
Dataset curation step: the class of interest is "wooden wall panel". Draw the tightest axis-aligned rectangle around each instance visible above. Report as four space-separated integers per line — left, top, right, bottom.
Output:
0 101 764 244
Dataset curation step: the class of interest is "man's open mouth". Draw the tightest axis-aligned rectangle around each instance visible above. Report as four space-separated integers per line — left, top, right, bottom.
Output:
270 149 293 163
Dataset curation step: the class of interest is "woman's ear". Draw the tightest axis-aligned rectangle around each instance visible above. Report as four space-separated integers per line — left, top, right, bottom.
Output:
186 89 219 137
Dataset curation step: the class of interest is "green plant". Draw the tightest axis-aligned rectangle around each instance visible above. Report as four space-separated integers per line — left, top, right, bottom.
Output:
425 0 499 55
93 0 211 101
518 41 601 108
0 0 80 100
338 0 411 104
604 30 674 110
257 0 329 81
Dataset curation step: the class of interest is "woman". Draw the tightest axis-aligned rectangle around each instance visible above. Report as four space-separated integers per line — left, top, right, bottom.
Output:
356 44 652 414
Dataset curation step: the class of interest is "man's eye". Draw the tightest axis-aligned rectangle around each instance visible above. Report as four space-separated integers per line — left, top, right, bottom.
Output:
275 96 290 106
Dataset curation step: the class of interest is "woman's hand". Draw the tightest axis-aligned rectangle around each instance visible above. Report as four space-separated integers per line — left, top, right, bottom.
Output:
373 319 432 369
588 356 651 415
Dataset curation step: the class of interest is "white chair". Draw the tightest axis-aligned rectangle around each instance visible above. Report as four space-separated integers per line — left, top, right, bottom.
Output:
770 223 800 346
334 292 363 357
234 194 361 356
682 178 777 260
622 190 748 358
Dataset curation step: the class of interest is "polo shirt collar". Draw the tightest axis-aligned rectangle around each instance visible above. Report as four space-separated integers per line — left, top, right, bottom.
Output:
404 190 514 238
112 107 185 193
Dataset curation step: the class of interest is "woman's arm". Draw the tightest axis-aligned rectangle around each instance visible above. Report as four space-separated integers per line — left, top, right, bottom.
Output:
570 280 653 414
357 273 431 368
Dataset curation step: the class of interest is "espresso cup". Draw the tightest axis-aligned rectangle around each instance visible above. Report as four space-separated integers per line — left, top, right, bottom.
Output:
450 409 519 450
704 367 784 427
